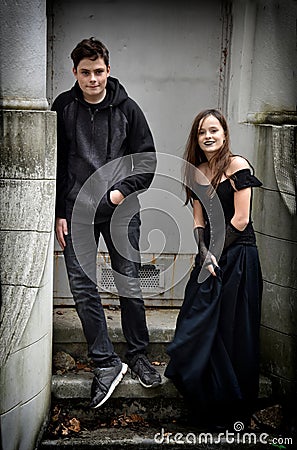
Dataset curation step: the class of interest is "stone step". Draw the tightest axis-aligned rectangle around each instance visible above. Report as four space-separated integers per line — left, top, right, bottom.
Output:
40 400 287 450
50 366 272 436
44 307 276 449
50 368 273 437
53 307 178 362
39 391 282 449
40 426 282 449
53 306 274 404
51 365 185 424
52 366 178 400
52 366 272 403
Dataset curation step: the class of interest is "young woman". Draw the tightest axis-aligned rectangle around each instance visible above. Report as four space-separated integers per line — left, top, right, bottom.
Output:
165 109 263 427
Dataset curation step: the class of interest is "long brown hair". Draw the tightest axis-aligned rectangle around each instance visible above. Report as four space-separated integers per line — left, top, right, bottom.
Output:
183 109 233 205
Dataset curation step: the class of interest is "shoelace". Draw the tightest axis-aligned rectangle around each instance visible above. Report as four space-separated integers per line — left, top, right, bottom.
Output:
94 374 110 390
135 356 156 374
93 368 117 391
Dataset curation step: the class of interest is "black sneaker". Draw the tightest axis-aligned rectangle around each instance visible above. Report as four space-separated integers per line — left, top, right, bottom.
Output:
128 354 162 388
90 362 128 408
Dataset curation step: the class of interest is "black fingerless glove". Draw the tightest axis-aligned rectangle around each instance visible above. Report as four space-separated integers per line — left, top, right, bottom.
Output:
224 222 245 250
194 226 213 267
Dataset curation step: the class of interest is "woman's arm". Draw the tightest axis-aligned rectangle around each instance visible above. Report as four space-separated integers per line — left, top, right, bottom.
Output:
223 156 254 249
231 187 251 231
228 156 252 231
193 200 217 276
193 199 205 228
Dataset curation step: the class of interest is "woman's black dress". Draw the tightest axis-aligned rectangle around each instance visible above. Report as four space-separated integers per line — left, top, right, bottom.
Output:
165 169 262 422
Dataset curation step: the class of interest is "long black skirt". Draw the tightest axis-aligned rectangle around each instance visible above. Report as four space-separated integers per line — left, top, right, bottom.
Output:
165 244 262 417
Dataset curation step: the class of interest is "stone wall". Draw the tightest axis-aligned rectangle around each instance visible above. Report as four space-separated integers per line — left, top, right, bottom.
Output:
0 1 57 448
0 110 56 450
253 122 297 402
228 0 297 404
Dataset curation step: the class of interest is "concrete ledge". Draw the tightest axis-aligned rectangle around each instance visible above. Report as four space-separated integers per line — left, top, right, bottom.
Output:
247 111 297 125
52 366 180 400
53 307 177 361
53 308 179 345
40 426 284 449
52 367 272 401
53 307 273 401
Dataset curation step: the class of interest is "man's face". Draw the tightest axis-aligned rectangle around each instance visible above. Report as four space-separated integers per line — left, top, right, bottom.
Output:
73 57 110 104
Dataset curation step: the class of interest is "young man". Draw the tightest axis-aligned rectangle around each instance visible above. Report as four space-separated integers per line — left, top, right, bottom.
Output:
52 37 161 408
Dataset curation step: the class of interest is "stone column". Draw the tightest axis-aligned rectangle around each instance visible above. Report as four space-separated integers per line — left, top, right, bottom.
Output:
228 0 297 409
0 1 56 449
253 119 297 402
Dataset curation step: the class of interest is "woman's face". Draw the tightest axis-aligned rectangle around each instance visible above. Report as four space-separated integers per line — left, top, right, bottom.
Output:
197 115 225 157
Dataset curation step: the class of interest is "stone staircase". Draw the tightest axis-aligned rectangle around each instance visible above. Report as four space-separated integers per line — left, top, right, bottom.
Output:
38 307 275 449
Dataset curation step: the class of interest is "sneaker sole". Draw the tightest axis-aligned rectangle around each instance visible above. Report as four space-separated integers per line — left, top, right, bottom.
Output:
134 372 162 388
93 363 128 409
129 367 162 388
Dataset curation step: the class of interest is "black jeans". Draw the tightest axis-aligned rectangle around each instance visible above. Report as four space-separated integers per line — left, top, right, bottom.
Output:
63 213 149 368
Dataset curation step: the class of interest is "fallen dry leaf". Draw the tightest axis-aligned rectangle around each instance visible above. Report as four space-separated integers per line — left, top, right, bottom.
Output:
61 423 69 436
76 361 93 372
129 414 146 423
68 417 81 433
109 413 148 428
51 406 61 422
253 404 283 430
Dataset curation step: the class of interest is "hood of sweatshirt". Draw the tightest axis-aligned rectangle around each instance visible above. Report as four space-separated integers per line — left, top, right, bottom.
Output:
71 76 128 108
53 75 155 220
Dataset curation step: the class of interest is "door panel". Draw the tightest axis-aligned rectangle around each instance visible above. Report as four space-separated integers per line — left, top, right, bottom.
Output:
48 0 230 305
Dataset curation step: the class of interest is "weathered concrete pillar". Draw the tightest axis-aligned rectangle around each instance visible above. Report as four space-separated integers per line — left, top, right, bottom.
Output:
228 0 297 407
253 120 297 402
0 1 56 449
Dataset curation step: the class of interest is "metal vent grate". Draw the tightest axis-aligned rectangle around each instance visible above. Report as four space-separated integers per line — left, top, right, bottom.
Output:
97 264 164 293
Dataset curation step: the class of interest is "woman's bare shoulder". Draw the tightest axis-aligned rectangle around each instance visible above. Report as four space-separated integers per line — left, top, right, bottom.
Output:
228 155 250 174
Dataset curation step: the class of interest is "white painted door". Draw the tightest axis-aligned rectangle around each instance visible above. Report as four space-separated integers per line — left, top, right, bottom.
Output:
47 0 231 305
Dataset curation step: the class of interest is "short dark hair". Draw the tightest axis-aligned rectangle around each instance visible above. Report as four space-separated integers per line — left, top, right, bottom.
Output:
71 37 110 69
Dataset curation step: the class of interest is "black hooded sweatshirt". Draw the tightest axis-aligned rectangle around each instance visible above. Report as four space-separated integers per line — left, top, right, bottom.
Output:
52 76 156 222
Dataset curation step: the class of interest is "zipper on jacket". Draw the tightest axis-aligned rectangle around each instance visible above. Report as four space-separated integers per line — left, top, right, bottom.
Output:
90 108 97 123
106 104 113 162
89 108 97 157
89 107 98 219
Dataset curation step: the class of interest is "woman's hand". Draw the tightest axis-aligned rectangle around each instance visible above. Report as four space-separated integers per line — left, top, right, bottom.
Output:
109 189 125 205
194 226 218 277
206 254 219 277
